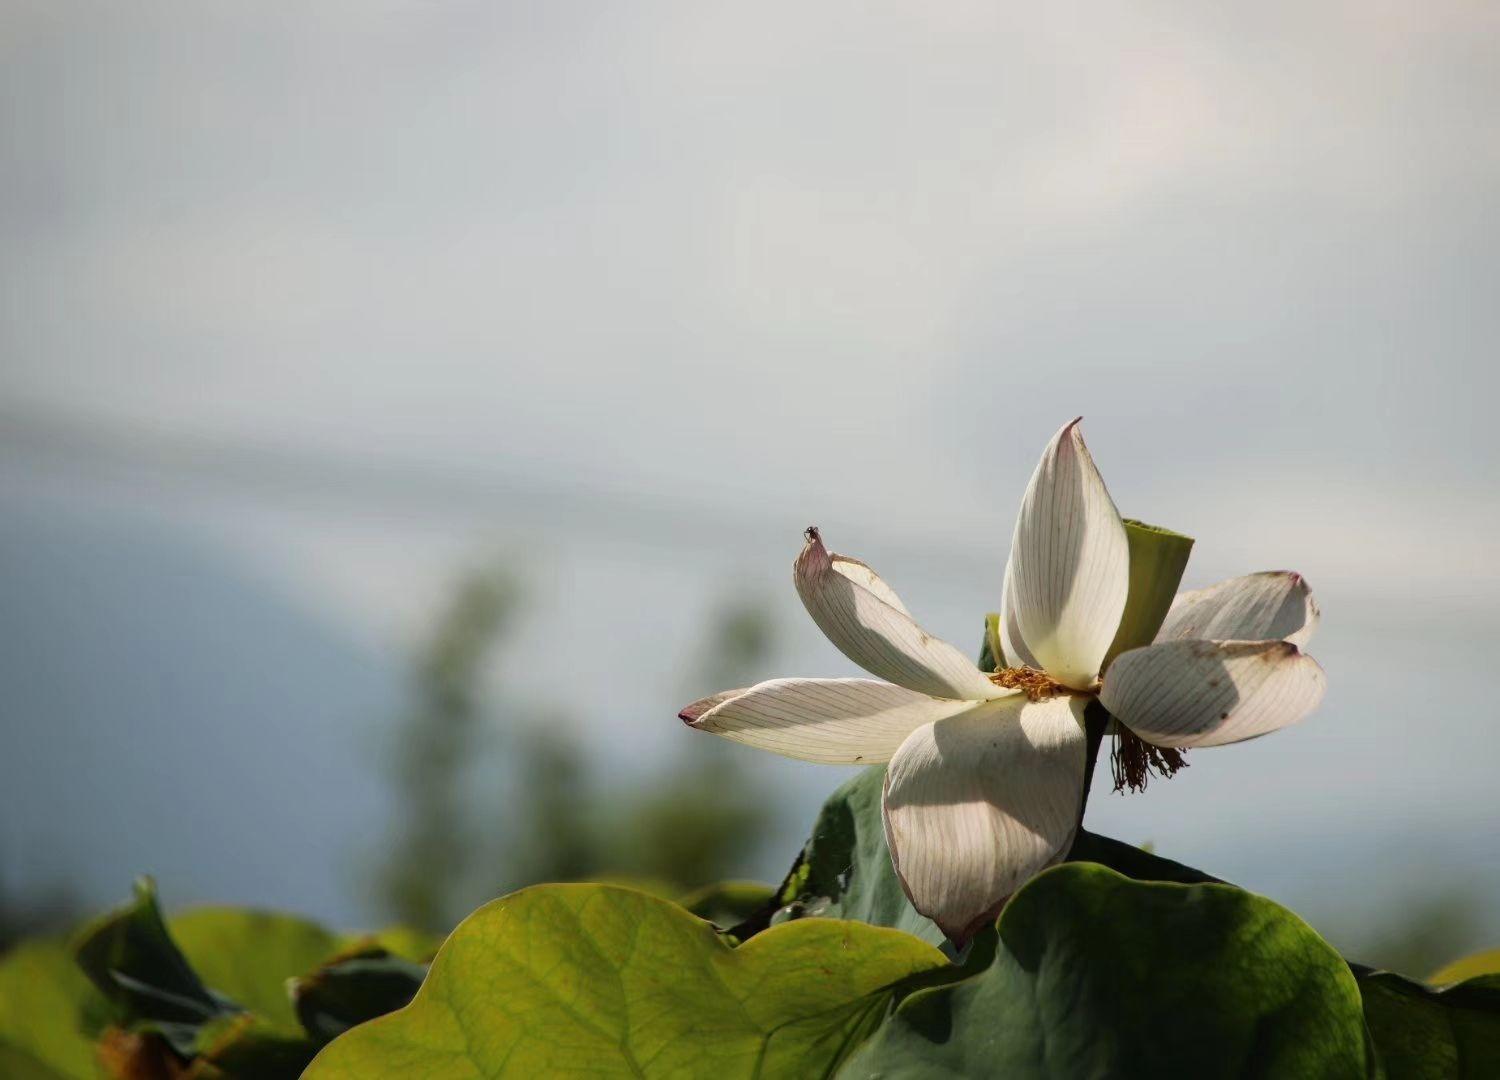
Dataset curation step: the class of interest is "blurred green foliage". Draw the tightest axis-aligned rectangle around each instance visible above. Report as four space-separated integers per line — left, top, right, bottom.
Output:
374 569 777 933
20 877 429 1079
376 571 519 934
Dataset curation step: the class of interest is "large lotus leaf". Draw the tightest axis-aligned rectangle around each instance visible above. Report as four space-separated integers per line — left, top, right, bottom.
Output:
0 939 108 1079
839 863 1370 1079
303 883 947 1079
1356 968 1500 1080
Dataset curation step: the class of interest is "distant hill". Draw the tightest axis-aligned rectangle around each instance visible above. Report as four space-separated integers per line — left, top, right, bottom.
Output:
0 494 399 927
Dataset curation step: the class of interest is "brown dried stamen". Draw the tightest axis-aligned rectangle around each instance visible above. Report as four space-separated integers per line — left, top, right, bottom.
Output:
989 666 1067 702
1110 726 1188 793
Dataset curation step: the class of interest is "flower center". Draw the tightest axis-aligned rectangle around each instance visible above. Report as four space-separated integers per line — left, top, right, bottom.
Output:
1110 727 1188 794
989 666 1069 702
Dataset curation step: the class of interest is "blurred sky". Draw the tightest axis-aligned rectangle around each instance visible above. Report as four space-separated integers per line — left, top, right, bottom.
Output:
2 2 1498 953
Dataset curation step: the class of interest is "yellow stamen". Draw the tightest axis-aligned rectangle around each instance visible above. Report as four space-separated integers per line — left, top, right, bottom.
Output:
989 666 1068 702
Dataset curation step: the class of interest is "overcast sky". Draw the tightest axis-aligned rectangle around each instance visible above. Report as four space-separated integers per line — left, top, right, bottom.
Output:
2 2 1497 940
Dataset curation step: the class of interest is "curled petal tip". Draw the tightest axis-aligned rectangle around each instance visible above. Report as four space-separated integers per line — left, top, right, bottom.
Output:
1056 416 1085 441
795 526 834 579
678 688 745 726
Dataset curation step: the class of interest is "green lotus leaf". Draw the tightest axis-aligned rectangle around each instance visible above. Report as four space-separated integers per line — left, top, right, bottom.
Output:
771 765 944 945
1357 968 1500 1080
304 883 947 1079
169 907 439 1031
0 938 108 1079
73 878 436 1076
167 907 343 1031
839 863 1370 1079
1065 829 1223 885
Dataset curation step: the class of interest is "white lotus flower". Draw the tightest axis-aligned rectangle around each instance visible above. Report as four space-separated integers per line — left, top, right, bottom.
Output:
680 420 1325 942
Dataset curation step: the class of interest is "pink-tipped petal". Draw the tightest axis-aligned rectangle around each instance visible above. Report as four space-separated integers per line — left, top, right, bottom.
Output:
1158 571 1320 648
1006 420 1130 690
881 694 1088 943
1099 638 1327 749
678 688 748 724
795 529 1006 702
683 677 999 765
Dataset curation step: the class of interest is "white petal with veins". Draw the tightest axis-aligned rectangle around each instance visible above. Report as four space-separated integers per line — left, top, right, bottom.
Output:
999 558 1041 670
830 554 911 616
881 694 1088 942
1158 571 1320 648
795 530 1006 701
1006 419 1130 690
681 677 1000 764
1099 638 1326 748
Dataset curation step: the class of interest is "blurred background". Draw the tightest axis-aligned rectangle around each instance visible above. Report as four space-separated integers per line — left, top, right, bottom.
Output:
2 1 1497 977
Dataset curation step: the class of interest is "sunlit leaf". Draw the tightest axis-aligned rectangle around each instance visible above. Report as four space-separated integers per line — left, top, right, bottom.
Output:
304 883 947 1079
839 863 1371 1078
1430 949 1500 987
